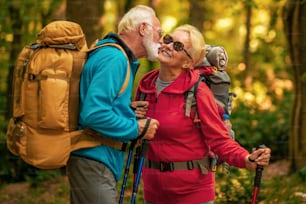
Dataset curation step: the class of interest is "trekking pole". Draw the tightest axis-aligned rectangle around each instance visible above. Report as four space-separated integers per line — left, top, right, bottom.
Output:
251 144 267 204
133 146 141 184
130 139 150 204
119 140 137 204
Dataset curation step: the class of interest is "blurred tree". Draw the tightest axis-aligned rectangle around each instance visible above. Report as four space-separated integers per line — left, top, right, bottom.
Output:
283 0 306 171
118 0 133 19
66 0 105 46
189 0 206 31
243 0 254 87
5 0 63 120
5 2 22 120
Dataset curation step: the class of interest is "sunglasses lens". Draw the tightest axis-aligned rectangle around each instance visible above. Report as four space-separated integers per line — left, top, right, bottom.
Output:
163 35 173 44
173 42 184 51
162 34 191 58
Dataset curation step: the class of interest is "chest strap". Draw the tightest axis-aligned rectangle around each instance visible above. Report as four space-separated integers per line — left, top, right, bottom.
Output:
144 157 210 174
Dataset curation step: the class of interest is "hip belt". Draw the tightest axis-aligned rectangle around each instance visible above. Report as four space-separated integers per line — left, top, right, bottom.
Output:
144 157 210 174
81 127 127 151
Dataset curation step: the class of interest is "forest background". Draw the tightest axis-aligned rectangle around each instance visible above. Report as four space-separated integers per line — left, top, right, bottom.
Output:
0 0 305 203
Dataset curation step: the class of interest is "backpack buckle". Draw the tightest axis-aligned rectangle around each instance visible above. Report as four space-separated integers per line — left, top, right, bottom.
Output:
28 74 36 81
160 162 174 172
187 160 194 170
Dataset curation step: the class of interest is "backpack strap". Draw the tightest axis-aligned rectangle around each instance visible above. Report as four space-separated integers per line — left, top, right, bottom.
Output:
70 43 132 152
69 50 87 130
138 91 147 101
88 43 131 96
184 77 203 127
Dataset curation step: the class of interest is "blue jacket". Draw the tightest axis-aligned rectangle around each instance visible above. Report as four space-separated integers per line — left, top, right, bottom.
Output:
73 33 140 180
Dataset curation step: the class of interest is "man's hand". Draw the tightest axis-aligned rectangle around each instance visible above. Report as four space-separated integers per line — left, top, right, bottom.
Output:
131 101 149 119
245 147 272 169
137 118 159 141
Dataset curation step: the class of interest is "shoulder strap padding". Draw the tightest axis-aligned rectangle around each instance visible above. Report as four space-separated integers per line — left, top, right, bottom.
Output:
69 51 88 129
185 77 202 117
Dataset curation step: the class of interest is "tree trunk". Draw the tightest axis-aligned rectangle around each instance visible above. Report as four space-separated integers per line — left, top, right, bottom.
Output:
189 0 206 31
243 0 252 87
5 3 22 119
66 0 105 46
283 0 306 171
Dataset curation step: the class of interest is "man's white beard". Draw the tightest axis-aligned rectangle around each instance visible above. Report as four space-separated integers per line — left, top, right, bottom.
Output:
143 32 160 61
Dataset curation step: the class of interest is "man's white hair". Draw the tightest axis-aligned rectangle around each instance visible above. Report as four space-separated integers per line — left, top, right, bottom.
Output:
118 5 156 34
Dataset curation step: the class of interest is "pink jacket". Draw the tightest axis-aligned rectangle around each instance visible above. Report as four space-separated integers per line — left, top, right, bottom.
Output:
135 69 249 203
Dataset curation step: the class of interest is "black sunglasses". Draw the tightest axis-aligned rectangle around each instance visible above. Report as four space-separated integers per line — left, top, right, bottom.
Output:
162 34 192 59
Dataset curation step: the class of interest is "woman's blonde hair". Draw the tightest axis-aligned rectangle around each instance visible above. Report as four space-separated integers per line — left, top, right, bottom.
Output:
174 24 205 66
118 5 156 34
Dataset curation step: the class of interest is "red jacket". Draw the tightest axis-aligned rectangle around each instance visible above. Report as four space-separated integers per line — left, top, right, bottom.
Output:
135 69 248 203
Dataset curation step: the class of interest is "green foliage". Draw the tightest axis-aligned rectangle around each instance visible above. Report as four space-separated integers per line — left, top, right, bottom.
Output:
215 165 306 204
231 89 291 160
0 176 69 204
298 166 306 182
261 172 306 203
24 169 63 187
215 168 254 203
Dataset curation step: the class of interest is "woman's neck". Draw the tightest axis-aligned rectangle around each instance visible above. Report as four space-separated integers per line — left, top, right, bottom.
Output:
158 66 182 82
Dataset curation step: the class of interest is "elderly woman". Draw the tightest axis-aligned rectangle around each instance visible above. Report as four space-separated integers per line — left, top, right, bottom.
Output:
135 24 271 204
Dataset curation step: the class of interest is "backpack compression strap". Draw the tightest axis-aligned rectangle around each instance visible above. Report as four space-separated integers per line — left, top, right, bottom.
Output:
88 43 131 95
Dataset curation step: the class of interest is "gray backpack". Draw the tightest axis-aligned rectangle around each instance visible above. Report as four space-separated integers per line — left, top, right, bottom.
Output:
186 45 236 172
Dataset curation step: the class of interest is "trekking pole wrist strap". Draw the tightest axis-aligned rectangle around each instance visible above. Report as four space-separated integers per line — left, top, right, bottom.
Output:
248 155 256 163
137 118 151 139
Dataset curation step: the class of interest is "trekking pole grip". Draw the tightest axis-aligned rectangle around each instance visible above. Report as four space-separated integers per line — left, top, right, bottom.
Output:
251 144 267 204
254 165 264 186
254 144 266 185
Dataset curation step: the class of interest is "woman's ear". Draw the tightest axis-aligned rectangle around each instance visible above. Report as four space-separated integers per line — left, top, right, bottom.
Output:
194 48 206 66
182 59 194 69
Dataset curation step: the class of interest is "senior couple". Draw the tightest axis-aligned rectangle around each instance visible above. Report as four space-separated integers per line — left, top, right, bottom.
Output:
67 4 272 204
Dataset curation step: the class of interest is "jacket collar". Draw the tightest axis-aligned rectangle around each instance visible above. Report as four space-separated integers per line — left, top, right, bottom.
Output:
103 32 137 62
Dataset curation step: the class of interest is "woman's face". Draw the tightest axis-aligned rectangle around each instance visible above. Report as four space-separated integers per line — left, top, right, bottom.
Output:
158 30 193 68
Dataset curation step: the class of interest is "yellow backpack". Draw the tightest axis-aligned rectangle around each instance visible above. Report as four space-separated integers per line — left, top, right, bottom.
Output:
6 20 130 169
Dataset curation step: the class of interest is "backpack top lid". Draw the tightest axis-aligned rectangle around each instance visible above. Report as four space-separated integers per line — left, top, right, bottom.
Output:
197 45 228 71
36 20 87 51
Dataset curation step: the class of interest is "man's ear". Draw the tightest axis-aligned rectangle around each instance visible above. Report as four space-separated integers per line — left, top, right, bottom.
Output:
138 23 147 37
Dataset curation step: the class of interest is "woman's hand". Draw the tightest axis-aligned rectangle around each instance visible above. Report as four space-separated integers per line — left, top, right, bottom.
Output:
245 147 272 169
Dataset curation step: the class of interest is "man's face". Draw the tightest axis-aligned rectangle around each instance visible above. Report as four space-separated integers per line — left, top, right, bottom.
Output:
143 17 163 61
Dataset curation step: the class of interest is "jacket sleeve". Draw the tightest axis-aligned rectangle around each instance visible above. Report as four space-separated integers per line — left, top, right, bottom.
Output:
196 83 248 168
